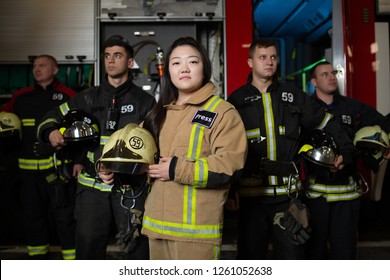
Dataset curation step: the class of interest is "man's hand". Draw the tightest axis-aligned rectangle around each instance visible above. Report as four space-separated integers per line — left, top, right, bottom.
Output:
73 163 84 178
330 154 344 172
49 129 65 148
383 147 390 160
98 171 115 185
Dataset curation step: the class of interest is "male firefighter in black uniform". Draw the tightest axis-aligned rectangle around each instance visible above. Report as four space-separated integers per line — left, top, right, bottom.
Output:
2 55 77 259
303 61 390 259
37 35 156 259
227 39 354 260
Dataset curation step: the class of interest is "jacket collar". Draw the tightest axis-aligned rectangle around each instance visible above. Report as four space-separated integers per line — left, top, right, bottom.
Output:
165 82 218 109
101 74 133 97
34 78 60 91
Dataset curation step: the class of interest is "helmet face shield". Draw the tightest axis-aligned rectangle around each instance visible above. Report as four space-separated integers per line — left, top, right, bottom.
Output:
96 161 148 175
303 146 338 167
59 109 99 143
62 121 98 141
299 129 339 167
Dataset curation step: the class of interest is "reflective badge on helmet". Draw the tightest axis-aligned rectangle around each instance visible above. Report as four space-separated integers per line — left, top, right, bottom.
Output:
129 136 144 150
191 110 217 128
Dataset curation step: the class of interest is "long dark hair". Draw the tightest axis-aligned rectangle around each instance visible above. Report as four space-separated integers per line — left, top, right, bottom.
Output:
143 37 212 146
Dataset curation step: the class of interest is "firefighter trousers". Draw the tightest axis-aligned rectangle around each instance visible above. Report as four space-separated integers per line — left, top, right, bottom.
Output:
303 197 360 259
19 170 76 258
74 185 149 260
237 196 305 260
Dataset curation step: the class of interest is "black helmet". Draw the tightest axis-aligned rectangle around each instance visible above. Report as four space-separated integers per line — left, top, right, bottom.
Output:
353 125 389 172
298 129 339 167
58 109 99 143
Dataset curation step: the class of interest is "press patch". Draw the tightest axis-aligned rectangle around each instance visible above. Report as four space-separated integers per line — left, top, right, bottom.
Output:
191 110 217 128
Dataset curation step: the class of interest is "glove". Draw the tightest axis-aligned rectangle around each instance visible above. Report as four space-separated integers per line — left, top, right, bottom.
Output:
273 198 312 245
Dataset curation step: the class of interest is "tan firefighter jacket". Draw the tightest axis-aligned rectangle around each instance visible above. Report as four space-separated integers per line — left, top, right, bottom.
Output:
142 82 247 245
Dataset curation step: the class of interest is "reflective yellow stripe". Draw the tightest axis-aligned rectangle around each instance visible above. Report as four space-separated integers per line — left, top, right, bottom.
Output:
59 102 70 116
316 112 332 130
100 135 110 145
85 136 107 164
144 96 223 240
238 180 302 196
307 176 362 202
213 245 221 260
184 96 221 224
194 158 208 188
78 171 113 191
45 173 57 183
86 151 94 163
27 244 49 256
37 117 60 139
18 157 59 171
182 185 197 224
246 128 260 139
262 93 278 185
61 249 76 260
22 119 35 127
143 216 222 239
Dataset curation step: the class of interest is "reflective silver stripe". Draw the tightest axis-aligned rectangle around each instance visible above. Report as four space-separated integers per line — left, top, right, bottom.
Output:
100 135 110 145
307 192 362 202
246 128 260 139
238 180 302 196
18 157 60 170
45 173 57 183
262 92 277 185
61 249 76 260
307 176 362 202
27 244 49 256
59 102 70 116
194 158 208 188
86 151 94 163
143 216 221 239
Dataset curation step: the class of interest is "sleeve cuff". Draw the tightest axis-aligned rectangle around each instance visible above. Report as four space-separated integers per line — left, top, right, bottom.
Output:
169 156 178 180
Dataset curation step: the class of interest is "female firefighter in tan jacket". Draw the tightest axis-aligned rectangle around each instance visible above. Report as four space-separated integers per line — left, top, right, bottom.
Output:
141 37 247 259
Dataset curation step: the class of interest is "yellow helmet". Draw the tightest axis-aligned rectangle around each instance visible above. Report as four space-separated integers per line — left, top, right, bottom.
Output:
353 125 389 171
0 111 21 139
96 123 158 175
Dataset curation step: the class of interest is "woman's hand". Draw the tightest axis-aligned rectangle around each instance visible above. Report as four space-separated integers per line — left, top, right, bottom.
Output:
148 157 172 181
